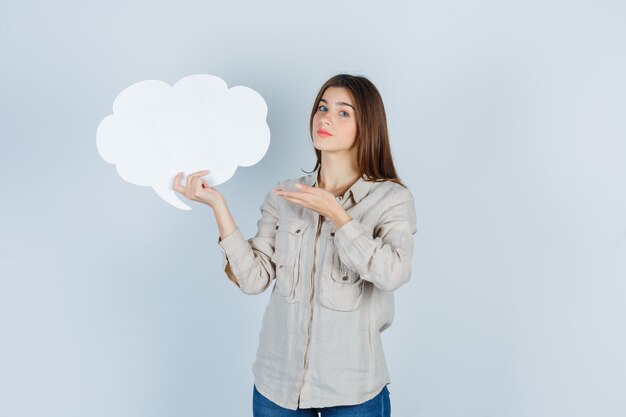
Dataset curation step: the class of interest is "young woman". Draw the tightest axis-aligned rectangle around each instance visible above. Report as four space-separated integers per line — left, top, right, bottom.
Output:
173 74 417 417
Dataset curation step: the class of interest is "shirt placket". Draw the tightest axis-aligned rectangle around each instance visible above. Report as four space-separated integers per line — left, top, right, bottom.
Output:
296 191 351 407
296 210 322 407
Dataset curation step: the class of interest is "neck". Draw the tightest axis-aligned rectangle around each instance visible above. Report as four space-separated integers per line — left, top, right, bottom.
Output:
317 152 360 195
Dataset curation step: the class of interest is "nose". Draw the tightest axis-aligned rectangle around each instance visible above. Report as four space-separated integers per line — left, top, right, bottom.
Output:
320 113 332 126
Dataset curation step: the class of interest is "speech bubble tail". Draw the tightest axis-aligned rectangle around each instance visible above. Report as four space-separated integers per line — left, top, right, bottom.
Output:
154 183 192 211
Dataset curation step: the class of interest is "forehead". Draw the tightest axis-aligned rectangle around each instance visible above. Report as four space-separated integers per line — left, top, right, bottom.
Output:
321 87 354 105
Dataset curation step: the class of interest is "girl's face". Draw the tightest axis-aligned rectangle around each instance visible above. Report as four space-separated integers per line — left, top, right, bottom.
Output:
311 87 357 154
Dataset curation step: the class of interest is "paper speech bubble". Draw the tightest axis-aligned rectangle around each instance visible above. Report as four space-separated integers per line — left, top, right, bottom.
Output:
96 74 270 210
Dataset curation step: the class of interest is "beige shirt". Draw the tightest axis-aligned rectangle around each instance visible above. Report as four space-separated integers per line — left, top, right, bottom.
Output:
217 166 417 410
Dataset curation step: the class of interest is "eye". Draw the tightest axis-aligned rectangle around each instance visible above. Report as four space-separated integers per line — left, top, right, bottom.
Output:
339 111 350 117
318 105 328 112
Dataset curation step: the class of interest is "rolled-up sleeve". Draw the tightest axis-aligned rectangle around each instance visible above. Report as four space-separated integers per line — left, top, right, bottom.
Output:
217 186 279 295
333 187 417 292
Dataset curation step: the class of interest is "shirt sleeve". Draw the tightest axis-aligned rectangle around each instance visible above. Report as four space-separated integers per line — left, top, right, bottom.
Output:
216 186 279 295
333 186 417 292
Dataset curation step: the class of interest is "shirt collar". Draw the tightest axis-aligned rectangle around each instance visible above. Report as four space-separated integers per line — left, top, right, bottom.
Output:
304 166 375 204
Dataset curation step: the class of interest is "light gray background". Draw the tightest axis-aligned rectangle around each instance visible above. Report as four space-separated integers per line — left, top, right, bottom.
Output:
1 1 625 416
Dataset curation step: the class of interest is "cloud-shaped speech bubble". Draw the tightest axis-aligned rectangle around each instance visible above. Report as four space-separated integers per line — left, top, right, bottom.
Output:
96 74 270 210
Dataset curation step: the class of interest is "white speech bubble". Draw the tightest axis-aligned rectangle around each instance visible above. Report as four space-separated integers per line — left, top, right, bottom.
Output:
96 74 270 210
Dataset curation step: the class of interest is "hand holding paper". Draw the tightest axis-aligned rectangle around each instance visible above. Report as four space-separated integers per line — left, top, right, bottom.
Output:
172 169 226 209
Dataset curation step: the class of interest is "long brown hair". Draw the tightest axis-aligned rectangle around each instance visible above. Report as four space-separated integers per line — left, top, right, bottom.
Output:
305 74 405 187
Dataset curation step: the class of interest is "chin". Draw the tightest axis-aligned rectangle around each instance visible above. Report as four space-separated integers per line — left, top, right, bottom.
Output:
312 139 329 151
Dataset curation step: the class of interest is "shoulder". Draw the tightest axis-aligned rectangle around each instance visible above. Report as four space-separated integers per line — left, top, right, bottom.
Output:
369 181 417 228
369 179 414 202
259 172 315 211
276 171 315 191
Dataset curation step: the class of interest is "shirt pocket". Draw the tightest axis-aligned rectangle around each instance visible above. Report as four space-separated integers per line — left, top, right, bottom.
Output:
319 232 365 311
271 219 309 303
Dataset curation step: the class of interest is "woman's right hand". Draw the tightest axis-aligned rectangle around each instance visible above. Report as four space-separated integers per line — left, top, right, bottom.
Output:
173 170 225 209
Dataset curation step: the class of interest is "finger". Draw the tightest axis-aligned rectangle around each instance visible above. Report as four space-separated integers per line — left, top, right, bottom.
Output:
274 185 313 195
274 190 302 200
274 188 306 197
294 183 320 194
173 172 186 194
277 193 311 207
185 172 196 199
185 170 209 187
190 169 210 177
192 175 207 197
188 170 210 197
277 190 319 205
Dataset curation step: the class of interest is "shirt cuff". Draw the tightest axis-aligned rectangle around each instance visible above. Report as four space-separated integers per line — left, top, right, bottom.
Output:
334 218 366 248
217 228 248 288
217 227 246 255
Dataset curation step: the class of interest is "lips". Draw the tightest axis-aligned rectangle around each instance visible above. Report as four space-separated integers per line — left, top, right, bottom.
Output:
317 129 332 137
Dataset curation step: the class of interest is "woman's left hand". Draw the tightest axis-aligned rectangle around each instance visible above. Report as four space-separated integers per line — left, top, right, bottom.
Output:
273 183 352 227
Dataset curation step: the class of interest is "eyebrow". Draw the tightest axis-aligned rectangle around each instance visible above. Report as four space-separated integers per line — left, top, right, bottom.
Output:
320 98 355 110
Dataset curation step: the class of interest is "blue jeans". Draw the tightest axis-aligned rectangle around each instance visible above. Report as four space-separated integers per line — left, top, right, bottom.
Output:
252 385 391 417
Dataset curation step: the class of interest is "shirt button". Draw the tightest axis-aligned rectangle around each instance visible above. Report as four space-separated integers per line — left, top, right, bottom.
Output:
295 229 300 233
330 232 335 237
342 276 348 281
337 196 343 200
275 225 279 230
